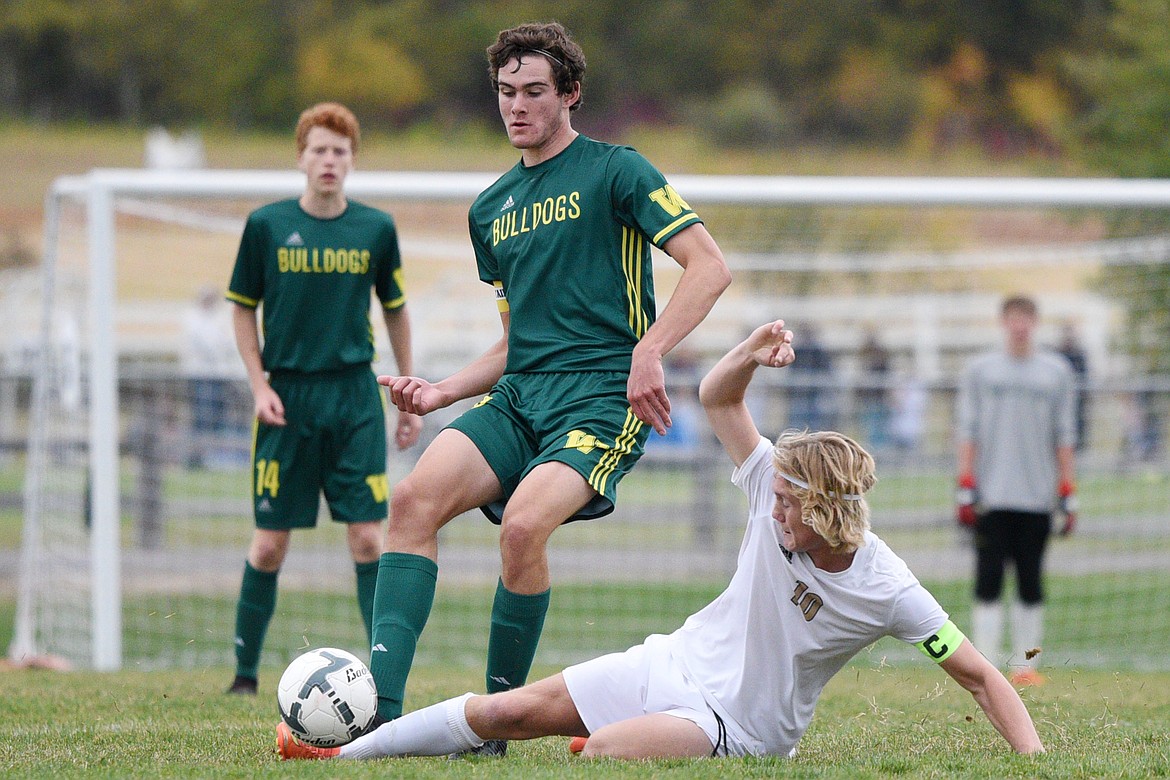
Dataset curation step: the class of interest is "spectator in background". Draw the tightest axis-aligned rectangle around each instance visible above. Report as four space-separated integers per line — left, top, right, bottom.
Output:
856 328 892 449
787 324 835 432
181 284 239 468
889 371 927 456
955 295 1077 687
647 348 703 454
1123 390 1161 464
1056 322 1089 451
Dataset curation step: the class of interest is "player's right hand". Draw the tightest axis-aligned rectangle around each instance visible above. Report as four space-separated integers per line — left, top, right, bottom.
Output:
254 384 286 426
956 473 978 528
378 374 444 416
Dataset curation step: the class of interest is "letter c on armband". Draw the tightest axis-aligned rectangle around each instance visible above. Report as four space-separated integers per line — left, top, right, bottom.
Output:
916 620 966 663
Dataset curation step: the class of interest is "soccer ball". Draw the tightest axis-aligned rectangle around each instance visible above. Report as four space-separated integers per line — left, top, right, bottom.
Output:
276 647 378 747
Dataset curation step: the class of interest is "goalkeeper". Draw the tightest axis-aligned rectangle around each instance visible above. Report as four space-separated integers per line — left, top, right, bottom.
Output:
279 320 1044 760
955 294 1078 687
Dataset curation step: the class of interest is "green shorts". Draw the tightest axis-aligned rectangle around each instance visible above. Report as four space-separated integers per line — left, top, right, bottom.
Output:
251 366 389 530
446 371 649 524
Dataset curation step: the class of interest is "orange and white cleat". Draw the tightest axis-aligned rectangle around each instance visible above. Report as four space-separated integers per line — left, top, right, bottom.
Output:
568 736 588 755
1009 668 1047 687
276 722 341 761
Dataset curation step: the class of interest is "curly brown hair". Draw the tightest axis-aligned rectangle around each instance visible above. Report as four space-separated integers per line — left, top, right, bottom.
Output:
294 102 360 156
486 22 586 111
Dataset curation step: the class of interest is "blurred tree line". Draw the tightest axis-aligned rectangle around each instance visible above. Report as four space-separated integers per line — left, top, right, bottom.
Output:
2 0 1162 168
3 0 1168 365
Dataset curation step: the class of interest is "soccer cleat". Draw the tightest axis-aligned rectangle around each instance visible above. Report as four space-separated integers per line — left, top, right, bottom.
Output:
1010 668 1047 687
448 739 508 759
226 674 258 695
276 721 340 761
568 736 588 754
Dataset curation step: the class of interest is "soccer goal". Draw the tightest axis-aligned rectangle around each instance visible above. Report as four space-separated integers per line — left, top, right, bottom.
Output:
10 169 1170 676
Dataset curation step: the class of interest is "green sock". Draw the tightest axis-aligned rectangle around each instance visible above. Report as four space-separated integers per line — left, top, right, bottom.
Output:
355 559 379 646
369 552 437 720
485 579 550 694
233 561 278 679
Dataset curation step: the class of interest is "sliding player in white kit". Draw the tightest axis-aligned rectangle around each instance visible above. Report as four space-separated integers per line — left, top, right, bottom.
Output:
277 320 1044 761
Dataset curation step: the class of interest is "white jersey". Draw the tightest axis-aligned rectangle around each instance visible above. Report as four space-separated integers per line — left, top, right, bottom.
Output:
667 437 948 756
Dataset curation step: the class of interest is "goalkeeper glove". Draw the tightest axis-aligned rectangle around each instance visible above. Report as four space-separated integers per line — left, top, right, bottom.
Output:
1057 480 1077 536
956 473 978 528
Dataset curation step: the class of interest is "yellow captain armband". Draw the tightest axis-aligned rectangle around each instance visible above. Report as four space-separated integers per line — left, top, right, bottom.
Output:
916 620 966 663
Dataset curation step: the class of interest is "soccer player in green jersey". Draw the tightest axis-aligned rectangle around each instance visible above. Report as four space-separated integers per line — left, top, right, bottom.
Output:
370 22 732 753
224 102 422 695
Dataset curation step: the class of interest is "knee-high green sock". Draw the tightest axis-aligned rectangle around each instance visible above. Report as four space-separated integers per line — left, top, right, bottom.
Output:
355 559 379 645
485 579 550 694
369 552 437 720
233 561 278 679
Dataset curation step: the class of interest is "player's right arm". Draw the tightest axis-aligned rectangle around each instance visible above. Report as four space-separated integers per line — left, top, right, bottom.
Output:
231 302 285 426
699 320 795 467
379 312 509 416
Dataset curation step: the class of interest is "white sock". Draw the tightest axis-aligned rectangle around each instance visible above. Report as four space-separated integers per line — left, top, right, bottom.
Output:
338 692 482 759
971 600 1004 663
1010 601 1044 670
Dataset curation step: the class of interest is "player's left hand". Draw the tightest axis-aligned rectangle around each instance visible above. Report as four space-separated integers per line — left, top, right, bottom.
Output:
628 347 671 436
1057 479 1077 536
394 410 422 450
378 374 446 416
747 320 795 369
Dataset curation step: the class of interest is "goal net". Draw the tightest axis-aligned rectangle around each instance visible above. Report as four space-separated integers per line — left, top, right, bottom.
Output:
9 170 1170 677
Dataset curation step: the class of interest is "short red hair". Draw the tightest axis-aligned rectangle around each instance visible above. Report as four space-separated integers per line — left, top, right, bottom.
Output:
295 102 361 155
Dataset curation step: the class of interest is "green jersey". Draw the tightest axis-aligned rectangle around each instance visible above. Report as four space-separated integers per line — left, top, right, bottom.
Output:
227 199 405 373
468 135 702 374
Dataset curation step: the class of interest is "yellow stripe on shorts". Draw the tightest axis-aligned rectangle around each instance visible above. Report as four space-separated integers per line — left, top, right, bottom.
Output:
589 409 643 496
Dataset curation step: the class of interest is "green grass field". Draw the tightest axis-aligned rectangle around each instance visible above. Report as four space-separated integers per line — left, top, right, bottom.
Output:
3 120 1167 777
1 663 1166 778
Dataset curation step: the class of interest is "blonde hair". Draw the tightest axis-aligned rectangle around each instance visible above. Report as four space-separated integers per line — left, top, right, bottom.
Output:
295 102 360 156
771 430 876 554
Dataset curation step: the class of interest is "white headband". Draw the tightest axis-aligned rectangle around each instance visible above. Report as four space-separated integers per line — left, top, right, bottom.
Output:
777 471 863 501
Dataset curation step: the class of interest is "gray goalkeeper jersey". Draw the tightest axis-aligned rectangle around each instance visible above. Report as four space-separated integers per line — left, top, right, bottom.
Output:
956 349 1077 513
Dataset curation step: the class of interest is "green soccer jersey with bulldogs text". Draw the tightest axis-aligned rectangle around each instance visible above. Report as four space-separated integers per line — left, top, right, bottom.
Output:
468 135 703 374
226 198 405 372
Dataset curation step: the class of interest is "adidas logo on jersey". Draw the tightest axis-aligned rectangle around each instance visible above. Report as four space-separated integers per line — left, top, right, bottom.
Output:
500 195 514 212
284 231 304 246
258 498 273 512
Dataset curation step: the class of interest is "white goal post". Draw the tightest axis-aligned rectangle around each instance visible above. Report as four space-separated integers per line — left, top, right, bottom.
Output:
13 169 1170 672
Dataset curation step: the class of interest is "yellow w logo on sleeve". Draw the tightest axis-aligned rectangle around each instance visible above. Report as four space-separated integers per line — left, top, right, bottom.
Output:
648 185 692 216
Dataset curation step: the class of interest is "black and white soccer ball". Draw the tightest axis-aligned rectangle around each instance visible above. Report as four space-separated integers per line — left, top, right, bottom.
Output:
276 647 377 747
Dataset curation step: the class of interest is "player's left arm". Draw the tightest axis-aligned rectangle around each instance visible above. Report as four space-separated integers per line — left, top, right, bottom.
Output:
630 224 732 435
382 304 422 450
930 633 1045 754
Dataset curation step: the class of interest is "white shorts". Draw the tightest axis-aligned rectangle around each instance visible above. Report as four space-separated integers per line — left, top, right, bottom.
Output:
561 633 749 757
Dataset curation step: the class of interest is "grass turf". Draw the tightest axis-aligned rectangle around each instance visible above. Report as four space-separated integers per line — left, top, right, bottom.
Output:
0 664 1166 778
